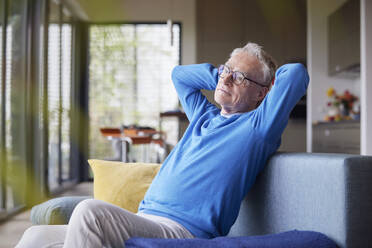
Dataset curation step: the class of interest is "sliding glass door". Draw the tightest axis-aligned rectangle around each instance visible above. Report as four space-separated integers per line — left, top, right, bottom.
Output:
0 0 28 214
0 0 81 219
47 0 75 193
47 0 61 191
61 7 72 182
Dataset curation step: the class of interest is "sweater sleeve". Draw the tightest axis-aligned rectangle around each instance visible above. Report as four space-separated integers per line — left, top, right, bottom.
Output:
254 63 310 141
171 63 219 121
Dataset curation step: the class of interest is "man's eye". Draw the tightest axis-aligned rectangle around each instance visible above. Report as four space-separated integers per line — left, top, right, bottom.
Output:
236 75 244 81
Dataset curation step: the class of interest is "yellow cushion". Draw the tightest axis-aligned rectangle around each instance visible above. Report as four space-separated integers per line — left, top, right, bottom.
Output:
88 159 160 213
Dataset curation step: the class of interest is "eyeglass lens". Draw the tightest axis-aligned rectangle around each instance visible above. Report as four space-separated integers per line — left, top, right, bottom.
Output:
219 65 244 84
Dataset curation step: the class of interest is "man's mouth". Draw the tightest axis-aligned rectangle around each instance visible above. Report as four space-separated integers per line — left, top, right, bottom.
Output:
217 88 230 96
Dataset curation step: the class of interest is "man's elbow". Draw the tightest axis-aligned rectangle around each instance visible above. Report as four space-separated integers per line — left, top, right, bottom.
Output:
279 63 310 90
171 65 183 83
290 63 309 83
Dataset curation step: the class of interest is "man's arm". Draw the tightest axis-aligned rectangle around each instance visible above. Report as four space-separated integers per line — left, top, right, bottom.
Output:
171 63 218 121
255 63 310 141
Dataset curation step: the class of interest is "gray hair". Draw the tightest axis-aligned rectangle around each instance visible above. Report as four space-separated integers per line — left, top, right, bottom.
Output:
230 42 277 86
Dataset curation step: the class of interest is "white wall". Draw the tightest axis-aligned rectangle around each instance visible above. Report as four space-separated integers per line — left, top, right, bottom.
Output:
361 0 372 155
306 0 360 152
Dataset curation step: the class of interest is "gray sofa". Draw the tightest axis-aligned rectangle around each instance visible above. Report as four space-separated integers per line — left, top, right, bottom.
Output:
32 152 372 248
228 152 372 248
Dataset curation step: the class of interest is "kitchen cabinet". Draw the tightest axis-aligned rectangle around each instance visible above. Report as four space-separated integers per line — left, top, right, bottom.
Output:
313 121 360 154
328 0 360 77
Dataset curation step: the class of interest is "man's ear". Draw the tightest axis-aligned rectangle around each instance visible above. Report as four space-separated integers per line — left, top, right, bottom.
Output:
257 87 269 101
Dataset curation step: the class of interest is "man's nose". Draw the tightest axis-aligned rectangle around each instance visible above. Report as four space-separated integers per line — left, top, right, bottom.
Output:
222 73 233 86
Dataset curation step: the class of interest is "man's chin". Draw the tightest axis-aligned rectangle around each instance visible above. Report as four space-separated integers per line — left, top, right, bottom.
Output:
214 95 230 107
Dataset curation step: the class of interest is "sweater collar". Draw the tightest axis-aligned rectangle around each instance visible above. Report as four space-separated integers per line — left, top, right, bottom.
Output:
220 111 243 119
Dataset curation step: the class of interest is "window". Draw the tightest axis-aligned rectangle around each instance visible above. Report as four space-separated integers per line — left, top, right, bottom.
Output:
89 24 181 160
61 7 72 181
47 0 74 192
0 0 80 219
0 0 28 212
47 0 61 190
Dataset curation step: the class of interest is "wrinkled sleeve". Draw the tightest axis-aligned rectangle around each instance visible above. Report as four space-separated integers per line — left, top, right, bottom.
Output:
254 63 310 141
171 63 218 121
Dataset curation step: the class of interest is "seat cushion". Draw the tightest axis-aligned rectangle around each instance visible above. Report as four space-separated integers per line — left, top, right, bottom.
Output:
88 159 160 213
125 230 339 248
30 196 91 225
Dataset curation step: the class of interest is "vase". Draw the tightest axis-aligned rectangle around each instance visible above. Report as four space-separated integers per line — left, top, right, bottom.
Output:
340 104 349 117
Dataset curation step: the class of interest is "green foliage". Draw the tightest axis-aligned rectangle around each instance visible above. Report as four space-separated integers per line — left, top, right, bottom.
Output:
89 24 179 159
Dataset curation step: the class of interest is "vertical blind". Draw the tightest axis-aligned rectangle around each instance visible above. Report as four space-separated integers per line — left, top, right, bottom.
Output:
61 15 72 180
47 0 73 190
47 23 60 189
0 0 77 217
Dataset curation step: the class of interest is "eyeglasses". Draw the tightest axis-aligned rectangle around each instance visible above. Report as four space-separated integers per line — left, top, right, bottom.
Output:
218 64 267 88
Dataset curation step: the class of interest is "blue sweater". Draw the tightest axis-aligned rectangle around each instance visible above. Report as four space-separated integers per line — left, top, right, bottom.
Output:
138 63 309 239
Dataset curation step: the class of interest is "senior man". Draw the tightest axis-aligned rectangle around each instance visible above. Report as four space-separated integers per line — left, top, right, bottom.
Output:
16 42 309 247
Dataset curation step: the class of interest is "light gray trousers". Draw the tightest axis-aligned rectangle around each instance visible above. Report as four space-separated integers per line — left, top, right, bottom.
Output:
16 199 194 248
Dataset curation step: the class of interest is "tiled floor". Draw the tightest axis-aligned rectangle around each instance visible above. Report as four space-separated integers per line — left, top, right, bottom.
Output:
0 182 93 248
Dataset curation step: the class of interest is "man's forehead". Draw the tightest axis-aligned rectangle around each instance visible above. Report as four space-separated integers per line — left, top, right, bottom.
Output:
226 53 260 75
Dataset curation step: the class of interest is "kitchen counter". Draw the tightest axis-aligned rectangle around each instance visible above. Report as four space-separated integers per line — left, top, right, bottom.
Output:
313 120 360 125
312 121 360 154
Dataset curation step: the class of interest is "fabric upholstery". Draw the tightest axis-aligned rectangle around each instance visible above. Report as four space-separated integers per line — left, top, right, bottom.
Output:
30 153 372 248
228 152 372 248
88 159 160 213
30 196 91 225
125 230 338 248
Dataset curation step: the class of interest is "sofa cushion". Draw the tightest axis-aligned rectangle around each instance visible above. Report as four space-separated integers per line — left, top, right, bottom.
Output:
88 159 160 213
125 230 339 248
30 196 91 225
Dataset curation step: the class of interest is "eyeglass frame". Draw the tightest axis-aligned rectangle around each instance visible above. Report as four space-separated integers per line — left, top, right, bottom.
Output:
217 64 268 88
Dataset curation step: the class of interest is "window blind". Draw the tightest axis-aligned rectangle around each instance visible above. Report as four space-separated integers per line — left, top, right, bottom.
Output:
61 23 71 180
47 23 61 189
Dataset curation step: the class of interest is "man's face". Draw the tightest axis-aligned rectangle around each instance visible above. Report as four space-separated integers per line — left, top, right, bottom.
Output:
214 52 268 114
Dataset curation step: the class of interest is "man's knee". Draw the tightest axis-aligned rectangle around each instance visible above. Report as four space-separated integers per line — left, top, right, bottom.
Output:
71 199 100 216
70 199 109 224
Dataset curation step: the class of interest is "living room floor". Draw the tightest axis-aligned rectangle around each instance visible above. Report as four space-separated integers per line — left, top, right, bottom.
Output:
0 182 93 248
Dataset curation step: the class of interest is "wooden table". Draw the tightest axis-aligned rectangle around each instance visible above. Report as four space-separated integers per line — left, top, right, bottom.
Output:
100 128 163 162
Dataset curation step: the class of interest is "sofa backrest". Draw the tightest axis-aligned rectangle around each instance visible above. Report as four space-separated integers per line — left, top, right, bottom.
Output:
228 152 372 248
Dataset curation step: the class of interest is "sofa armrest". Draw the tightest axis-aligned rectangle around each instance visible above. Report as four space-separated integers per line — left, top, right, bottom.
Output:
228 152 372 248
30 196 91 225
